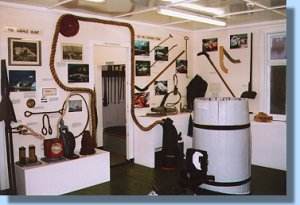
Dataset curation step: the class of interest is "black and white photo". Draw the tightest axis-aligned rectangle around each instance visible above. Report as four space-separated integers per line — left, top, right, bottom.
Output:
69 99 83 112
154 80 168 95
8 38 41 66
155 46 168 61
135 60 150 76
176 59 188 74
68 64 89 83
62 43 83 61
230 33 248 49
9 70 36 92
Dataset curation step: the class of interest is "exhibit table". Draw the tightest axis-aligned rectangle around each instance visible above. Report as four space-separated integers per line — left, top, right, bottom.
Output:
133 113 192 168
15 149 110 195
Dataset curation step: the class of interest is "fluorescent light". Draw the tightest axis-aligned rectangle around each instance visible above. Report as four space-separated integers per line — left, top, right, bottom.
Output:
177 3 225 15
85 0 105 3
158 7 226 26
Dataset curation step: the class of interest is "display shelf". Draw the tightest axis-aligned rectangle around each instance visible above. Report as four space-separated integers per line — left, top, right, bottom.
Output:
15 149 110 195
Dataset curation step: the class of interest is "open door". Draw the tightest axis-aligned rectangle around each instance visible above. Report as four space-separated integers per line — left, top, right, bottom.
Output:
93 43 132 165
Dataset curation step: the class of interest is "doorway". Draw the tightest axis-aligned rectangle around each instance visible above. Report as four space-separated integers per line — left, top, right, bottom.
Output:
93 43 131 166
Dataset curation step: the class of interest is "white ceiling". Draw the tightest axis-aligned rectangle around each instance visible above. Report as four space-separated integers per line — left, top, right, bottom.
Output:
0 0 286 30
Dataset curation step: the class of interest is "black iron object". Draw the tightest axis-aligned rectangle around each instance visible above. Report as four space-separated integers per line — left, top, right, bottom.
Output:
241 32 257 99
41 114 53 136
59 120 78 159
80 130 95 155
0 59 17 194
103 69 108 106
160 118 182 170
179 148 215 193
186 75 208 110
24 109 63 117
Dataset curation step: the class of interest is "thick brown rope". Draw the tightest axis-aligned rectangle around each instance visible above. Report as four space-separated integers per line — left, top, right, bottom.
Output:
50 14 163 139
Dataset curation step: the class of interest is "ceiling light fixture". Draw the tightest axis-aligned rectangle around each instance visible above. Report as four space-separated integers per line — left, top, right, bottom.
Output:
176 3 225 15
158 7 226 26
85 0 105 3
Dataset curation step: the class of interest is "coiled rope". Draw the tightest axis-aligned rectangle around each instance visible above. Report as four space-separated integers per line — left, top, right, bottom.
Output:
50 14 164 140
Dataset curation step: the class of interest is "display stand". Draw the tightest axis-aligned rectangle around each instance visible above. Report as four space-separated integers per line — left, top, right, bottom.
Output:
15 149 110 195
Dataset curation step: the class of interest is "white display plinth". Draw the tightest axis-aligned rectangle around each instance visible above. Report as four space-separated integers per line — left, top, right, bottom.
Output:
15 149 110 195
133 113 192 168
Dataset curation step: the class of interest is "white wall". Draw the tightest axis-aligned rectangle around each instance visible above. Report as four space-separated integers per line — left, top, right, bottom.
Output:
0 4 191 165
191 21 287 170
0 4 287 192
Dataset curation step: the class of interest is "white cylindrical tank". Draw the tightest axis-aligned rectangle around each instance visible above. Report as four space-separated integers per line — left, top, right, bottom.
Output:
193 97 251 194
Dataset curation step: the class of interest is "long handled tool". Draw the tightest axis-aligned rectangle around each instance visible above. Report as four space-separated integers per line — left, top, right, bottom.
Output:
241 32 257 99
197 51 236 97
150 34 173 53
135 50 185 92
184 36 189 60
103 70 108 106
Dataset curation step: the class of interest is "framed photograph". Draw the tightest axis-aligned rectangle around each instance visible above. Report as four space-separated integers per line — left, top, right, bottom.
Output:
154 80 168 95
202 38 218 52
68 64 89 83
155 46 168 61
8 38 41 66
42 88 58 98
69 99 82 112
134 40 150 56
62 43 83 61
9 70 36 92
230 33 248 49
270 35 286 60
136 60 150 76
176 59 188 74
134 92 150 108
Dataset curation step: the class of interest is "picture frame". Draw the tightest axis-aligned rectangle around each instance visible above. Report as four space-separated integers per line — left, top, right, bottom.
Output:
136 60 150 76
62 43 83 61
9 70 36 92
134 40 150 56
69 99 83 112
154 80 168 95
68 64 89 83
8 38 41 66
176 59 188 74
154 46 168 61
134 92 150 108
202 38 218 52
230 33 248 49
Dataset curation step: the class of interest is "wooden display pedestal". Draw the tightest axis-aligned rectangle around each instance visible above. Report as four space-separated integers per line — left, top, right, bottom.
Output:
15 149 110 195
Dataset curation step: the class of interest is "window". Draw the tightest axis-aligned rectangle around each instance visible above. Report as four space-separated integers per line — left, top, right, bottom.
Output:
266 32 287 120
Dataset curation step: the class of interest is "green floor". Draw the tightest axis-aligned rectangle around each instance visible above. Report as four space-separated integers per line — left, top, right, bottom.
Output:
69 160 286 195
